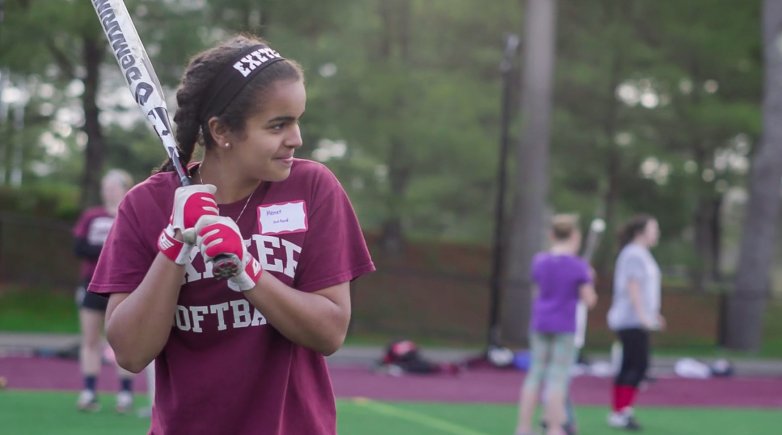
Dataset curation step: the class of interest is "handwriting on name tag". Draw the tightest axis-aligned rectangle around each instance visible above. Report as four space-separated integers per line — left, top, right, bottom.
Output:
258 200 308 235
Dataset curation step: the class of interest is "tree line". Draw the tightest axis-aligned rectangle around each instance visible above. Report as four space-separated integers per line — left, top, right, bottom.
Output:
0 0 777 351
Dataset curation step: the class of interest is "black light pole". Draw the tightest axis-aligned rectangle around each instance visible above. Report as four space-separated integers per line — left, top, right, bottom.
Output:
487 34 520 350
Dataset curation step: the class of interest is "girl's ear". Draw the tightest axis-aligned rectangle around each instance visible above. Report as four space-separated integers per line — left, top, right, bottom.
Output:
207 116 231 145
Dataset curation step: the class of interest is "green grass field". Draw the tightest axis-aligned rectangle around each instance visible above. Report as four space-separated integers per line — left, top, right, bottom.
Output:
0 390 779 435
0 287 80 333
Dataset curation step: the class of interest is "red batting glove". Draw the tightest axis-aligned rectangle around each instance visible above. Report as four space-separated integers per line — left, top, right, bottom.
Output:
195 215 263 291
158 184 218 265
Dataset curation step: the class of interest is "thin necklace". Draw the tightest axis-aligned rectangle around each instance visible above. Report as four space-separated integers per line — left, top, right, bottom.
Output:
199 160 256 223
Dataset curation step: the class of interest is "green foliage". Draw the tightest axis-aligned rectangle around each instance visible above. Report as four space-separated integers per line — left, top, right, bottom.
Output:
0 0 769 285
294 0 522 243
0 183 80 221
102 122 173 179
0 1 98 74
0 286 79 333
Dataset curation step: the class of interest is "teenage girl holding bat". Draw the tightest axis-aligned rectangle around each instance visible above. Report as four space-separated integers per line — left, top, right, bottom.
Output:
88 35 375 434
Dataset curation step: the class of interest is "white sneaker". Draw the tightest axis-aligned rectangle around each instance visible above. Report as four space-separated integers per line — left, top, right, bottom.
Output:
607 411 628 428
115 391 134 414
607 408 641 431
76 390 100 412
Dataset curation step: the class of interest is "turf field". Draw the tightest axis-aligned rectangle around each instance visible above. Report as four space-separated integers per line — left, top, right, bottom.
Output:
0 390 779 434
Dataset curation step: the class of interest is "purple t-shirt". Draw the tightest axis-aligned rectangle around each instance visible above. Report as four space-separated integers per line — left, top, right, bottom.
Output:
530 253 591 333
72 206 114 282
89 159 375 435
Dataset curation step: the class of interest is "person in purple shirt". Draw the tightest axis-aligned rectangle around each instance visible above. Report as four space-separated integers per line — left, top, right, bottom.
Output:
516 215 597 435
89 35 375 435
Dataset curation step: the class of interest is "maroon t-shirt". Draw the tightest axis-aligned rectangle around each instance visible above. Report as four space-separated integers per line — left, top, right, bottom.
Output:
89 159 375 435
72 206 115 282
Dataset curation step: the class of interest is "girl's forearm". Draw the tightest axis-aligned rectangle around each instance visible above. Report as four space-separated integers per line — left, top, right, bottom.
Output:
244 274 351 355
105 255 184 372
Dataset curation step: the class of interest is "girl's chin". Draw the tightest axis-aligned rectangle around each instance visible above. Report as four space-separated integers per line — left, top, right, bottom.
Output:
266 168 292 182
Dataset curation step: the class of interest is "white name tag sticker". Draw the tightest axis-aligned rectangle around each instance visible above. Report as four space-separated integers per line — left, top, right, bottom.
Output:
257 200 308 235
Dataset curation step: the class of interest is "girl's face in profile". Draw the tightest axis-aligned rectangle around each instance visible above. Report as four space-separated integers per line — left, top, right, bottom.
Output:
643 219 660 247
226 79 306 183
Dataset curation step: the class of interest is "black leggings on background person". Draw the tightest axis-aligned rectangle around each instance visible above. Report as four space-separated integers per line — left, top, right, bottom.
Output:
616 328 650 387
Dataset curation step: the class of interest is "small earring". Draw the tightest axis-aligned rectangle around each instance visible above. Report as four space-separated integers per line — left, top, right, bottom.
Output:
224 142 230 148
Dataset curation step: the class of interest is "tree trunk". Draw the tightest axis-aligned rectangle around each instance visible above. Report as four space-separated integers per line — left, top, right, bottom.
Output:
380 139 410 254
80 35 105 209
693 195 723 289
711 196 723 282
501 0 557 347
725 0 782 351
377 0 412 254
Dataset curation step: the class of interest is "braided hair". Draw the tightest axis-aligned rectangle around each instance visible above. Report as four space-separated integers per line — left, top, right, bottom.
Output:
158 35 303 173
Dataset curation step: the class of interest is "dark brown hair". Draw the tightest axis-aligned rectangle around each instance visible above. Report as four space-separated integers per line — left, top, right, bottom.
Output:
618 214 655 247
158 35 303 172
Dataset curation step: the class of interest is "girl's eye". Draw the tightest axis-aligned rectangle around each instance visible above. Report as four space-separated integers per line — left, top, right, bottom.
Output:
268 118 300 131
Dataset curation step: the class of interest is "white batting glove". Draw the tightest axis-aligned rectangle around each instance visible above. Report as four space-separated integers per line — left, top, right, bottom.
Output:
195 215 263 291
158 184 218 265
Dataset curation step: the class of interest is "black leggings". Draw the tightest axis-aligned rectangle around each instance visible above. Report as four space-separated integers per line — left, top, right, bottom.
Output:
615 328 649 387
